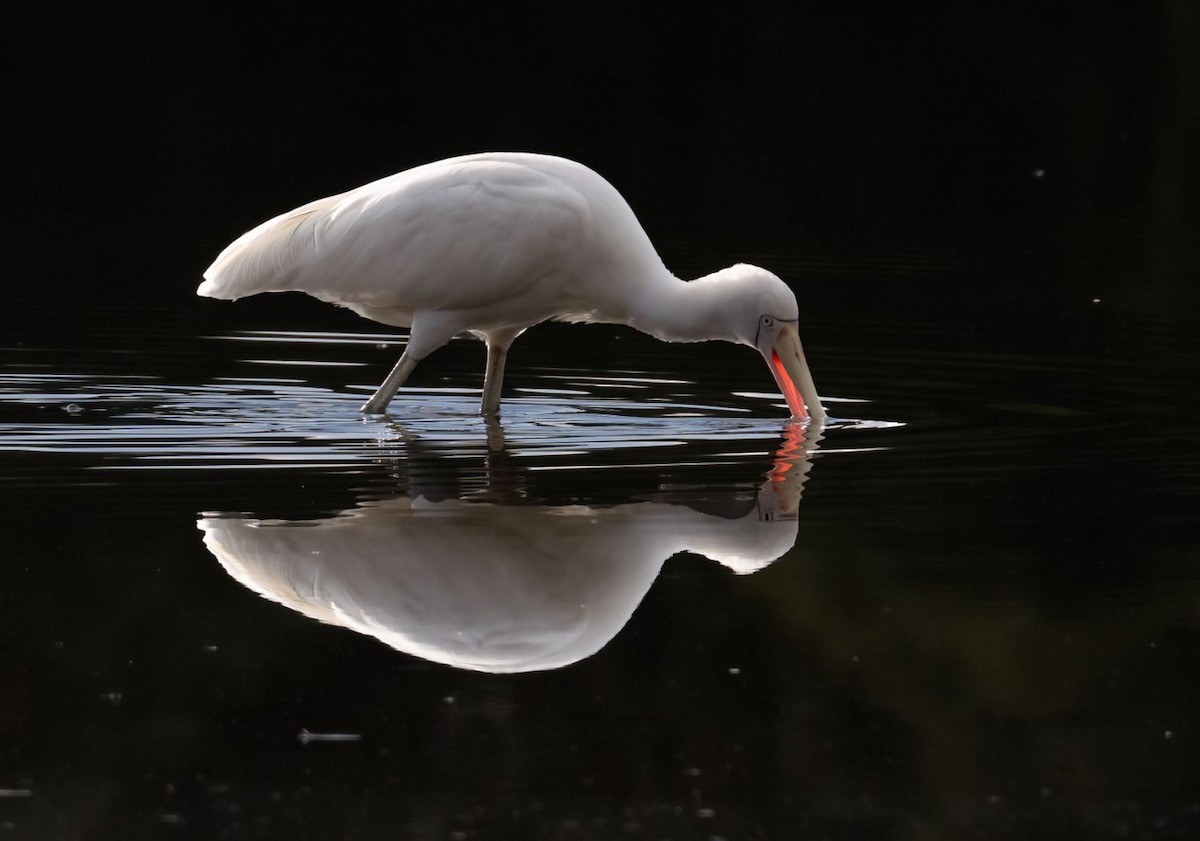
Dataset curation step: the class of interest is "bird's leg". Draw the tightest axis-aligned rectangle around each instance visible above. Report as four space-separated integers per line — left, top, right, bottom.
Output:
480 342 509 416
360 312 465 414
480 329 523 416
360 351 419 414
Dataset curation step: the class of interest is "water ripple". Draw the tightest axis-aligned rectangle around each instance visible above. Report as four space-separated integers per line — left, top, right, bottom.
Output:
1 344 893 478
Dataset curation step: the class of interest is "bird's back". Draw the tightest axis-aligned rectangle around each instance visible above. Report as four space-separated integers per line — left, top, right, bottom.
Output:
198 153 667 328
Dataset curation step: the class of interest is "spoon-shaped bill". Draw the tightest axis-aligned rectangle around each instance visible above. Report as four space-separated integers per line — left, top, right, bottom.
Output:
761 322 825 422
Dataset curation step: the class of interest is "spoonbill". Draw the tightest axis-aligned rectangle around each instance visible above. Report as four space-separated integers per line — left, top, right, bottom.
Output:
198 152 824 420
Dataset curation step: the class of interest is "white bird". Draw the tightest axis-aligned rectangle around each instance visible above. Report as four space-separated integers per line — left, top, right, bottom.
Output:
198 152 824 420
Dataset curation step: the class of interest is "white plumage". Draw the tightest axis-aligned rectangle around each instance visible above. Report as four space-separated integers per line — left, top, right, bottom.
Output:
199 152 823 420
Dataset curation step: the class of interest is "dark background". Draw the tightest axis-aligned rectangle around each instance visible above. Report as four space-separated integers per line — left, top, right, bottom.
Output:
4 5 1200 838
5 1 1197 339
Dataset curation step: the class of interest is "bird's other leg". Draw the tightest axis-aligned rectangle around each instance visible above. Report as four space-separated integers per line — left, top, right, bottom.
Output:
480 328 524 416
480 343 508 416
360 351 419 414
360 312 463 414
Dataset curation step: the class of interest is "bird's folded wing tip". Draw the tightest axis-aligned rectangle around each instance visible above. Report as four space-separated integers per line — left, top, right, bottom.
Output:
196 278 233 299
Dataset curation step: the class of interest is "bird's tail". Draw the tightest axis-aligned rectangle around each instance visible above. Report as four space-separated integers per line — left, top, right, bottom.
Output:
197 195 336 300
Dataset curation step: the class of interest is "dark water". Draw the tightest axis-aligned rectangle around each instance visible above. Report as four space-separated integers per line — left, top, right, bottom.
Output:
3 279 1199 840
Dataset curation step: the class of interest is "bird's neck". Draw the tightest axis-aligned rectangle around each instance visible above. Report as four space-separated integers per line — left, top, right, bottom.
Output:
627 270 743 345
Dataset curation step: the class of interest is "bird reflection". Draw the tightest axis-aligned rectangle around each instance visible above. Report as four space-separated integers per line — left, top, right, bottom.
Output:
198 423 821 673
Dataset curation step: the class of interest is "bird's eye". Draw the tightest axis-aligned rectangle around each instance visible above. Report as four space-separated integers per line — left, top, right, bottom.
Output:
760 316 775 328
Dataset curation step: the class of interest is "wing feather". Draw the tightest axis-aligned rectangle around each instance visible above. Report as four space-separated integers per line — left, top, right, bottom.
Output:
197 191 346 299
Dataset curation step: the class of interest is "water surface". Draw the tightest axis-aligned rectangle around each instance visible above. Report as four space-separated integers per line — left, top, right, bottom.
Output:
2 301 1199 839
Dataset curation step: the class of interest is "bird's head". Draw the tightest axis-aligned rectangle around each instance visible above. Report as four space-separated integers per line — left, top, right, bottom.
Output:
711 264 825 423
